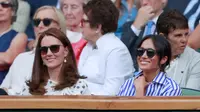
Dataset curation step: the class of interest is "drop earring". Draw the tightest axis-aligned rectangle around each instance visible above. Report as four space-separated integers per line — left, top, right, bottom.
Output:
64 58 67 63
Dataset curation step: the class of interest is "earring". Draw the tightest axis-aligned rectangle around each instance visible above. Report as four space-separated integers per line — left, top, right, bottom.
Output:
64 58 67 63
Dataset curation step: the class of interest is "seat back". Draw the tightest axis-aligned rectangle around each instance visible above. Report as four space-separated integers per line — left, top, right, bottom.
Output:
181 87 200 96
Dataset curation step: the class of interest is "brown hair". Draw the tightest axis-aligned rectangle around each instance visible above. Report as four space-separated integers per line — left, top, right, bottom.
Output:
83 0 119 35
26 28 85 95
157 9 189 36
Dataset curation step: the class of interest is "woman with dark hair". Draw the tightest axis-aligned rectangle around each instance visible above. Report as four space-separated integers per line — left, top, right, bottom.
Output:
78 0 134 95
3 28 89 95
118 35 181 96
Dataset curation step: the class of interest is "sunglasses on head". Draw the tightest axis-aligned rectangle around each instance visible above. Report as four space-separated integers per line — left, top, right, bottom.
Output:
33 18 57 27
40 45 62 55
136 48 157 58
0 2 12 8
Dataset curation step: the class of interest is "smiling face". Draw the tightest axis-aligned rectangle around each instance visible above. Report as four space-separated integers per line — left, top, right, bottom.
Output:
167 28 189 57
0 0 13 23
34 8 60 38
137 38 160 72
61 0 84 28
40 35 68 70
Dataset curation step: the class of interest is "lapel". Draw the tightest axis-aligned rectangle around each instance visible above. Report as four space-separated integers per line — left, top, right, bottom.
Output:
173 47 189 84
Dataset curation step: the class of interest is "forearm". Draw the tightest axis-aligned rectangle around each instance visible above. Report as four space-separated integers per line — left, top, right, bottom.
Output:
0 52 13 65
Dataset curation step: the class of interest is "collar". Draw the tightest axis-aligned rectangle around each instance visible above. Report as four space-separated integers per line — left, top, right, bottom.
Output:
151 16 159 25
134 71 166 85
150 10 163 24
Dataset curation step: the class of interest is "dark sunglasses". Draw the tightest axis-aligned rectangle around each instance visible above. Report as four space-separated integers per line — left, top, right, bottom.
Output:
40 45 62 55
33 18 57 27
136 48 157 58
0 2 12 8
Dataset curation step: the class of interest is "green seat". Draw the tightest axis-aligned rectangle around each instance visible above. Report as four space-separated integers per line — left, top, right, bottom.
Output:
197 48 200 53
181 87 200 96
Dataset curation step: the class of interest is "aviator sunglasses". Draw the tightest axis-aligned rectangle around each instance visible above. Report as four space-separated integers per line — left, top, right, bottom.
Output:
136 48 157 58
0 2 12 8
33 18 57 27
40 45 62 55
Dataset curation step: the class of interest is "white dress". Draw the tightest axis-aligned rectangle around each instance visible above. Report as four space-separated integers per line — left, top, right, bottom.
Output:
7 79 90 95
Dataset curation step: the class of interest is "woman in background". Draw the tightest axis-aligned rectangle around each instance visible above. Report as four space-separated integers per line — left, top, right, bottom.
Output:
60 0 87 63
0 0 27 84
78 0 134 95
114 0 137 38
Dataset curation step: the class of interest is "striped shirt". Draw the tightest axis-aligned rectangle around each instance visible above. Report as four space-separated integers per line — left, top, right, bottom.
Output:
118 71 182 96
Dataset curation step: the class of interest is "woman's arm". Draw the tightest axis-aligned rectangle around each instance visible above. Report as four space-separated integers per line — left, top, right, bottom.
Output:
0 33 27 70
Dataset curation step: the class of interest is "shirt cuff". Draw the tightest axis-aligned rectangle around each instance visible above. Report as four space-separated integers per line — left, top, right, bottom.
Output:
131 25 141 36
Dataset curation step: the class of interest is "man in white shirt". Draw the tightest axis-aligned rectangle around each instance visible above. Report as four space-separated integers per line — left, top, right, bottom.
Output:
121 0 168 71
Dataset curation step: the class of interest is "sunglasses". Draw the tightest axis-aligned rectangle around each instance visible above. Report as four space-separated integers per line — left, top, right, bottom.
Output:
136 48 157 58
0 2 12 8
81 19 90 27
40 45 62 55
33 18 57 27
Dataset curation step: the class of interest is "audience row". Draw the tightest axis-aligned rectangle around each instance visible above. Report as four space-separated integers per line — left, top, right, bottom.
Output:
0 0 200 96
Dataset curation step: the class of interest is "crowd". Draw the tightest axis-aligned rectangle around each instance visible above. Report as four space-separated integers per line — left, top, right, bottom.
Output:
0 0 200 96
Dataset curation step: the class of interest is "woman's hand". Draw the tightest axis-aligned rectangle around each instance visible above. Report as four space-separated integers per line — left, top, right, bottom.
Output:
134 75 149 96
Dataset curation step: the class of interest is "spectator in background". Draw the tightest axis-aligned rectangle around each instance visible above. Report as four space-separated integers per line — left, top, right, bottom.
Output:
60 0 87 63
157 9 200 90
78 0 134 95
26 0 58 50
120 0 168 71
0 0 27 84
118 35 181 96
113 0 138 38
1 28 89 95
12 0 30 33
165 0 200 31
1 6 66 91
188 24 200 51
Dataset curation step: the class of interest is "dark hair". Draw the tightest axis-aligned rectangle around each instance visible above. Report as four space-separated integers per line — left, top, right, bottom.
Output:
26 28 85 95
137 35 172 72
83 0 119 35
157 9 188 36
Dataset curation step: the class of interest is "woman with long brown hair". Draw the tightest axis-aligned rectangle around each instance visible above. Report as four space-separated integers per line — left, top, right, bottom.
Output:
4 28 89 95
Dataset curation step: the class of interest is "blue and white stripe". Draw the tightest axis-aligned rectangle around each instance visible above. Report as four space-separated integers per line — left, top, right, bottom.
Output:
118 71 181 96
